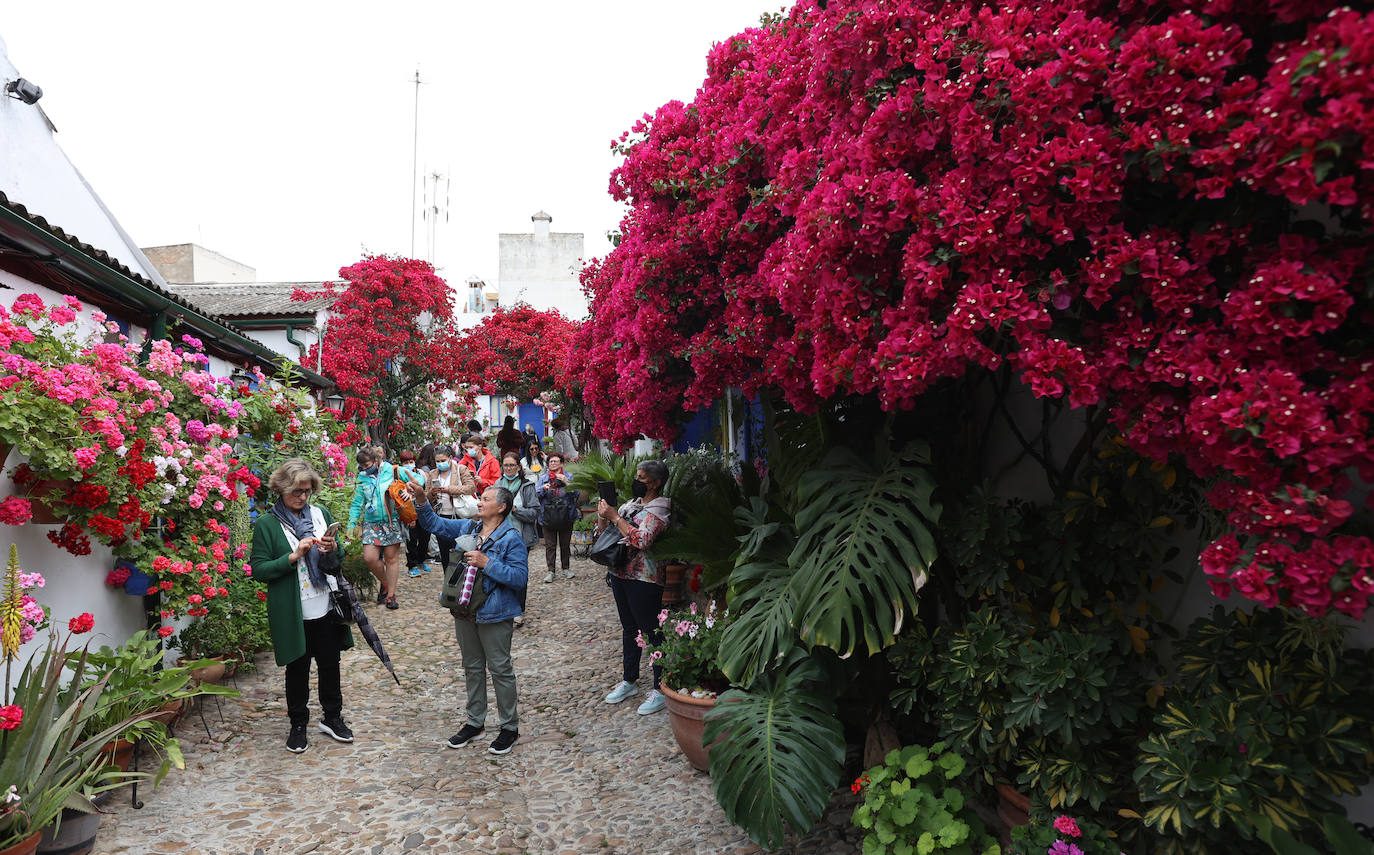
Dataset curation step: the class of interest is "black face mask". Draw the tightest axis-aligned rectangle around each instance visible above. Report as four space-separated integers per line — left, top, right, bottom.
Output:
364 465 379 476
631 480 649 499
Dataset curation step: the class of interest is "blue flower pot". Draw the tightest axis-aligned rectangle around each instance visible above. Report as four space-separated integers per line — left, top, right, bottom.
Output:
121 564 152 596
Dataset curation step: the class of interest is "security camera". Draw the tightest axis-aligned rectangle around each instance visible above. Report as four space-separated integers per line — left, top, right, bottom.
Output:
5 78 42 105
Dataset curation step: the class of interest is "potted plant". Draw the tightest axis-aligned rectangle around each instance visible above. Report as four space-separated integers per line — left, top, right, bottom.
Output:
0 549 178 855
850 742 1000 855
69 629 234 774
1008 812 1120 855
642 602 732 772
571 514 598 548
171 589 271 679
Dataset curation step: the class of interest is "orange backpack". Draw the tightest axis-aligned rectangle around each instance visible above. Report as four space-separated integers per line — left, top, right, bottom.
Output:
387 479 417 526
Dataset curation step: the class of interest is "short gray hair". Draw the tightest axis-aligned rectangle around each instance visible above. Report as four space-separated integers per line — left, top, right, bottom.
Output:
268 458 323 496
484 486 514 518
637 459 669 491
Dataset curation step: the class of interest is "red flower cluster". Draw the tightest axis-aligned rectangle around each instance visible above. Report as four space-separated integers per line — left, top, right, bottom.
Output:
436 305 579 400
106 564 131 587
0 496 32 526
66 482 111 510
294 256 456 430
67 612 94 634
47 522 91 556
0 705 22 731
571 0 1374 618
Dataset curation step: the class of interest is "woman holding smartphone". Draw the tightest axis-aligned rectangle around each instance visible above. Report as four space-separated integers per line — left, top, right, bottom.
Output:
250 458 355 754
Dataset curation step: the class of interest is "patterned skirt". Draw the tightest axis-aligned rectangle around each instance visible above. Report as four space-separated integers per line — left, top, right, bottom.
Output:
361 517 404 547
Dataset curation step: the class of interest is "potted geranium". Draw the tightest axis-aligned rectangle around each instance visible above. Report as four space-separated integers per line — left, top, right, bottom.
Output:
0 547 171 855
641 602 732 772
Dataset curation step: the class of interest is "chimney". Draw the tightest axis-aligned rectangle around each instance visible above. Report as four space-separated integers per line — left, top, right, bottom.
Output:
531 210 552 239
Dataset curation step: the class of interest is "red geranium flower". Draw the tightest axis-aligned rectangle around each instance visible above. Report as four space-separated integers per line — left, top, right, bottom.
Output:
67 613 95 634
0 705 23 731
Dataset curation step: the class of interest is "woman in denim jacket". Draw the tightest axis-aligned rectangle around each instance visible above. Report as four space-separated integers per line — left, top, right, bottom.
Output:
408 479 528 755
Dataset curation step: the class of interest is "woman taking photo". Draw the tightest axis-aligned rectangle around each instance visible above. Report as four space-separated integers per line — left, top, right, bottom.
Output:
408 479 528 755
347 446 416 610
250 458 353 754
535 452 576 582
597 460 672 715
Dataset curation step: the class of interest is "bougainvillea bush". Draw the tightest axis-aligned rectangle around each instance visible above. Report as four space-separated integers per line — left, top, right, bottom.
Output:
439 304 579 401
294 255 456 442
571 0 1374 618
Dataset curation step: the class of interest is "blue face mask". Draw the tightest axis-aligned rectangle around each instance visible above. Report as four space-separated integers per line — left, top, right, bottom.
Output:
436 461 451 472
468 448 480 460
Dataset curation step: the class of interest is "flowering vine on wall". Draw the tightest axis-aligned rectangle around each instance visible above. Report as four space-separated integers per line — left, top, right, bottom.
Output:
0 294 353 620
569 0 1374 617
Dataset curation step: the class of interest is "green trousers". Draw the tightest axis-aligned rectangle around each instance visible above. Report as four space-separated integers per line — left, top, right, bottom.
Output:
453 617 519 731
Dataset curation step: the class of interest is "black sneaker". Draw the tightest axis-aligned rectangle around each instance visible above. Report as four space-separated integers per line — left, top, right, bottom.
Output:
385 595 399 610
286 724 308 754
318 717 354 743
488 729 519 755
375 585 387 605
446 724 484 749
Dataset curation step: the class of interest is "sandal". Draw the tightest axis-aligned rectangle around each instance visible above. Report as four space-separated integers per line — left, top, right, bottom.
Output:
385 595 399 610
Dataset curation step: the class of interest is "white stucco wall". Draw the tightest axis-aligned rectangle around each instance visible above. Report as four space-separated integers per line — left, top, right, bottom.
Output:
0 277 151 679
241 327 321 369
497 232 587 319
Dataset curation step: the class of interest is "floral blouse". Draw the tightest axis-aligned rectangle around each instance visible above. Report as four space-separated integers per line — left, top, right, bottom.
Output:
610 497 672 585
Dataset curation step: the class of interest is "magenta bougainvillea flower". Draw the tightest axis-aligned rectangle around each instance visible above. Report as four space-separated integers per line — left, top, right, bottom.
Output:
569 0 1374 619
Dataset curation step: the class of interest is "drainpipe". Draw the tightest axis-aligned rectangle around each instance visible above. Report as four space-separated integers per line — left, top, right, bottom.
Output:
284 322 307 361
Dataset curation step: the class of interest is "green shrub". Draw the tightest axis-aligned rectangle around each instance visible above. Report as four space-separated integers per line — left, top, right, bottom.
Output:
851 742 1000 855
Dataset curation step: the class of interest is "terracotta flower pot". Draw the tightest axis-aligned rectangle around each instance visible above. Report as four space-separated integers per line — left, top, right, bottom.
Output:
188 659 226 685
149 698 185 727
0 831 43 855
660 562 687 605
97 738 136 773
24 479 75 525
659 681 718 773
995 781 1031 842
36 806 101 855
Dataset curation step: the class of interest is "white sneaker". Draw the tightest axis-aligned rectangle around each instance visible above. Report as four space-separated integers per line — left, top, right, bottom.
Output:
604 681 640 704
561 569 575 580
637 690 666 715
543 572 555 584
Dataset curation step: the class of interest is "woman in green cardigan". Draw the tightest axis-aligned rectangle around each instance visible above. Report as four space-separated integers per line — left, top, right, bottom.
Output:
250 458 355 754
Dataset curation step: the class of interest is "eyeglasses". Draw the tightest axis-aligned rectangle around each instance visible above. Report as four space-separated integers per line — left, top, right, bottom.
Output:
287 488 311 498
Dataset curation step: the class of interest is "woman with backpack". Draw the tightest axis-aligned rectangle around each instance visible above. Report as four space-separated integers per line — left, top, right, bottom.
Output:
347 446 418 610
535 452 579 583
407 478 528 755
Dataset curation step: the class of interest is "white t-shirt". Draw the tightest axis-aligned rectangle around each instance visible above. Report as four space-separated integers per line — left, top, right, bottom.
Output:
278 505 335 620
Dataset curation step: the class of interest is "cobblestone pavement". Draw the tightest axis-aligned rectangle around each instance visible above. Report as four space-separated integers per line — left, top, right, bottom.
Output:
91 552 861 855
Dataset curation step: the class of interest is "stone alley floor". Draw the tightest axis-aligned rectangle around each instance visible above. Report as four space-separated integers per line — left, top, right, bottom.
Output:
90 552 860 855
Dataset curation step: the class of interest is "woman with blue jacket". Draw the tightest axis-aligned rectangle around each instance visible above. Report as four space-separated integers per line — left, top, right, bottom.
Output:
348 446 417 610
408 478 528 755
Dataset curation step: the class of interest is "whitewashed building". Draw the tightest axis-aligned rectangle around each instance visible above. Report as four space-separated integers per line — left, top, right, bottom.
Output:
0 36 330 662
497 211 586 319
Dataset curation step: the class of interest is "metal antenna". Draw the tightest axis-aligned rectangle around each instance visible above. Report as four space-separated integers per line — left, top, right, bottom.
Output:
410 69 424 258
424 170 448 263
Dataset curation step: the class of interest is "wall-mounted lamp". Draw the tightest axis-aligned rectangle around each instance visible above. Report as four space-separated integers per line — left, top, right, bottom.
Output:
5 78 42 105
325 393 345 410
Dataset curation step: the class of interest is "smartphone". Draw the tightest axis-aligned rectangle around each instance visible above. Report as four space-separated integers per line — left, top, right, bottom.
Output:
597 481 618 506
323 522 341 539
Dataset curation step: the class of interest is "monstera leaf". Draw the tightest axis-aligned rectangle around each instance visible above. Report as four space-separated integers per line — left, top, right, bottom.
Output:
718 496 801 687
790 441 939 659
705 651 845 849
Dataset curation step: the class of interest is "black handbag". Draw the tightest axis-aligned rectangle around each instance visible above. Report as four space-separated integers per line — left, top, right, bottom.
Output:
325 588 352 625
588 525 628 568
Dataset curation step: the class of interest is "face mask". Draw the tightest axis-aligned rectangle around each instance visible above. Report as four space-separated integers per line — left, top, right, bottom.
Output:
468 449 480 460
631 480 649 499
364 465 378 476
436 462 451 472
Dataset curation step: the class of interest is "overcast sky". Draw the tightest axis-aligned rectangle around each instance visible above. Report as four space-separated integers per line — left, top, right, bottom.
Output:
2 1 786 286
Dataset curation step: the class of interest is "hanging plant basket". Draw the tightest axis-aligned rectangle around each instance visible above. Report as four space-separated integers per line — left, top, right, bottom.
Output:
24 479 76 525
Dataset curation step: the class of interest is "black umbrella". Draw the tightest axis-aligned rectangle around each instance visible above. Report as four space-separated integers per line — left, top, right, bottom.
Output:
336 575 400 685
